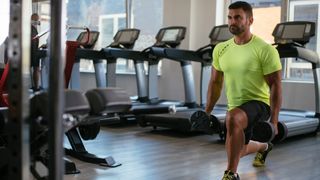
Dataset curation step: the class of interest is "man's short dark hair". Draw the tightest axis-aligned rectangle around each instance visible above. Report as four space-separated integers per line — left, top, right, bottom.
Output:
229 1 253 18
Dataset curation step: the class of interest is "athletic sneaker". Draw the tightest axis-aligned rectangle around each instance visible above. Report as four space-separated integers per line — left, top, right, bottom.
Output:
222 170 240 180
252 142 273 167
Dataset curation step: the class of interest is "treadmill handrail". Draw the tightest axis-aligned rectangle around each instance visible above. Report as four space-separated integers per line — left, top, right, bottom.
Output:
150 45 213 64
75 48 108 60
276 44 320 66
102 47 154 62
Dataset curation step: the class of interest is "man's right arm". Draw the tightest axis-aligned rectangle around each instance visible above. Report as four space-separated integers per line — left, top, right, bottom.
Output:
205 67 224 114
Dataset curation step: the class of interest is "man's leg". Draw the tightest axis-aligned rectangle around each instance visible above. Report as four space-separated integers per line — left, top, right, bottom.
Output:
240 140 268 157
32 66 40 90
225 108 248 173
225 109 269 171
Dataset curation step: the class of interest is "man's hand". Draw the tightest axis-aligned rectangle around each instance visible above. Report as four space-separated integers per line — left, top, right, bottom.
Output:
271 120 278 135
205 110 212 116
39 44 47 49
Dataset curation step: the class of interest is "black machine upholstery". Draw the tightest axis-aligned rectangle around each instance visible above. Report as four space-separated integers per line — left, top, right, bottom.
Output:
30 90 90 122
85 88 132 114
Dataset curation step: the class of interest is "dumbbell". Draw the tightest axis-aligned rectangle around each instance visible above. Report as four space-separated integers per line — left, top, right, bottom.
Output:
190 111 221 134
252 121 288 143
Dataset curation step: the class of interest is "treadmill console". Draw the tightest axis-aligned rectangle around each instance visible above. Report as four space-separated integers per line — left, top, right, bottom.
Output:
110 28 140 48
155 26 186 48
77 31 100 49
209 24 233 44
114 29 140 44
272 21 315 45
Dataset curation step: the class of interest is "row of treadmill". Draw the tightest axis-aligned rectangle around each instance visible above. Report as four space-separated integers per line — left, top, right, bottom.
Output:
73 21 318 143
43 21 319 143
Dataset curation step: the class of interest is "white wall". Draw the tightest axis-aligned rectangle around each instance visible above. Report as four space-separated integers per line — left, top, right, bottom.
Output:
157 0 191 101
80 73 138 95
159 0 223 102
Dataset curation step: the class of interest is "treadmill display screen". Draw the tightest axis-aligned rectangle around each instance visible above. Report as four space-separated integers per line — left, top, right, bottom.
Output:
162 29 179 42
282 24 306 39
118 31 134 43
216 27 233 41
78 31 99 46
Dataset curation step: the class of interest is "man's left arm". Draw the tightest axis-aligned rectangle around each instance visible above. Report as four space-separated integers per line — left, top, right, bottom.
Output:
264 70 282 135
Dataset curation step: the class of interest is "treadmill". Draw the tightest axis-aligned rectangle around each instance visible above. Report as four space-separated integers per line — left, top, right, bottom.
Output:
66 29 101 89
71 28 140 89
93 29 141 88
40 29 104 90
44 28 139 90
138 25 233 132
104 26 198 109
270 21 320 141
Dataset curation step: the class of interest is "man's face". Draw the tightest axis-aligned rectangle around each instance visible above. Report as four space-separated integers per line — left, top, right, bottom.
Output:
31 14 39 22
31 14 40 26
227 8 253 35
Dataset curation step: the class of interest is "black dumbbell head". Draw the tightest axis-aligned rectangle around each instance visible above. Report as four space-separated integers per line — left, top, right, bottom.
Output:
190 111 215 134
252 121 275 142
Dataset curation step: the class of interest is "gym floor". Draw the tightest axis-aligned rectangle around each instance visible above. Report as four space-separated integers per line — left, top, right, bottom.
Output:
63 125 320 180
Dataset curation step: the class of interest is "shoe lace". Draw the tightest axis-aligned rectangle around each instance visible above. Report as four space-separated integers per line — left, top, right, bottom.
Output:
254 152 264 161
223 172 235 180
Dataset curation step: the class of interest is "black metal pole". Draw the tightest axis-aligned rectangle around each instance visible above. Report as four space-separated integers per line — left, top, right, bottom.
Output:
48 0 66 179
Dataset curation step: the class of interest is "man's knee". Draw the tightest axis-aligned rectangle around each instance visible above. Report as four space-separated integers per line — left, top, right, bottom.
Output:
226 108 248 130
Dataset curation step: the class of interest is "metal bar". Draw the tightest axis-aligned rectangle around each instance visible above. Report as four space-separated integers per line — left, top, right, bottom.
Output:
48 0 66 179
67 25 88 30
126 0 132 28
7 0 31 179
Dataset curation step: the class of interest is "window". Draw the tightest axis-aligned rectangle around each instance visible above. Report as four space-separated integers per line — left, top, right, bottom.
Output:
286 0 320 81
0 0 9 45
99 14 127 47
66 0 127 73
97 13 130 73
131 0 163 74
32 0 164 74
65 0 163 74
37 2 50 46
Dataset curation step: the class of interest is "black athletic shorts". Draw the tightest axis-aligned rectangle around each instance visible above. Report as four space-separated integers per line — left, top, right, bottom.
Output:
31 26 40 68
237 100 271 144
30 54 40 67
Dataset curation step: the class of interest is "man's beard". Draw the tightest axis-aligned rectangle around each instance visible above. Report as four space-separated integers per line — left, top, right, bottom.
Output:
229 25 245 35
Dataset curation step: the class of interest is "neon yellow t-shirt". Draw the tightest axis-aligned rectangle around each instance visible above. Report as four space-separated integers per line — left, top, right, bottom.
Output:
213 35 282 110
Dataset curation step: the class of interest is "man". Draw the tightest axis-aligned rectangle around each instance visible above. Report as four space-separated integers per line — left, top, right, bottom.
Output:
31 13 41 91
205 1 282 180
